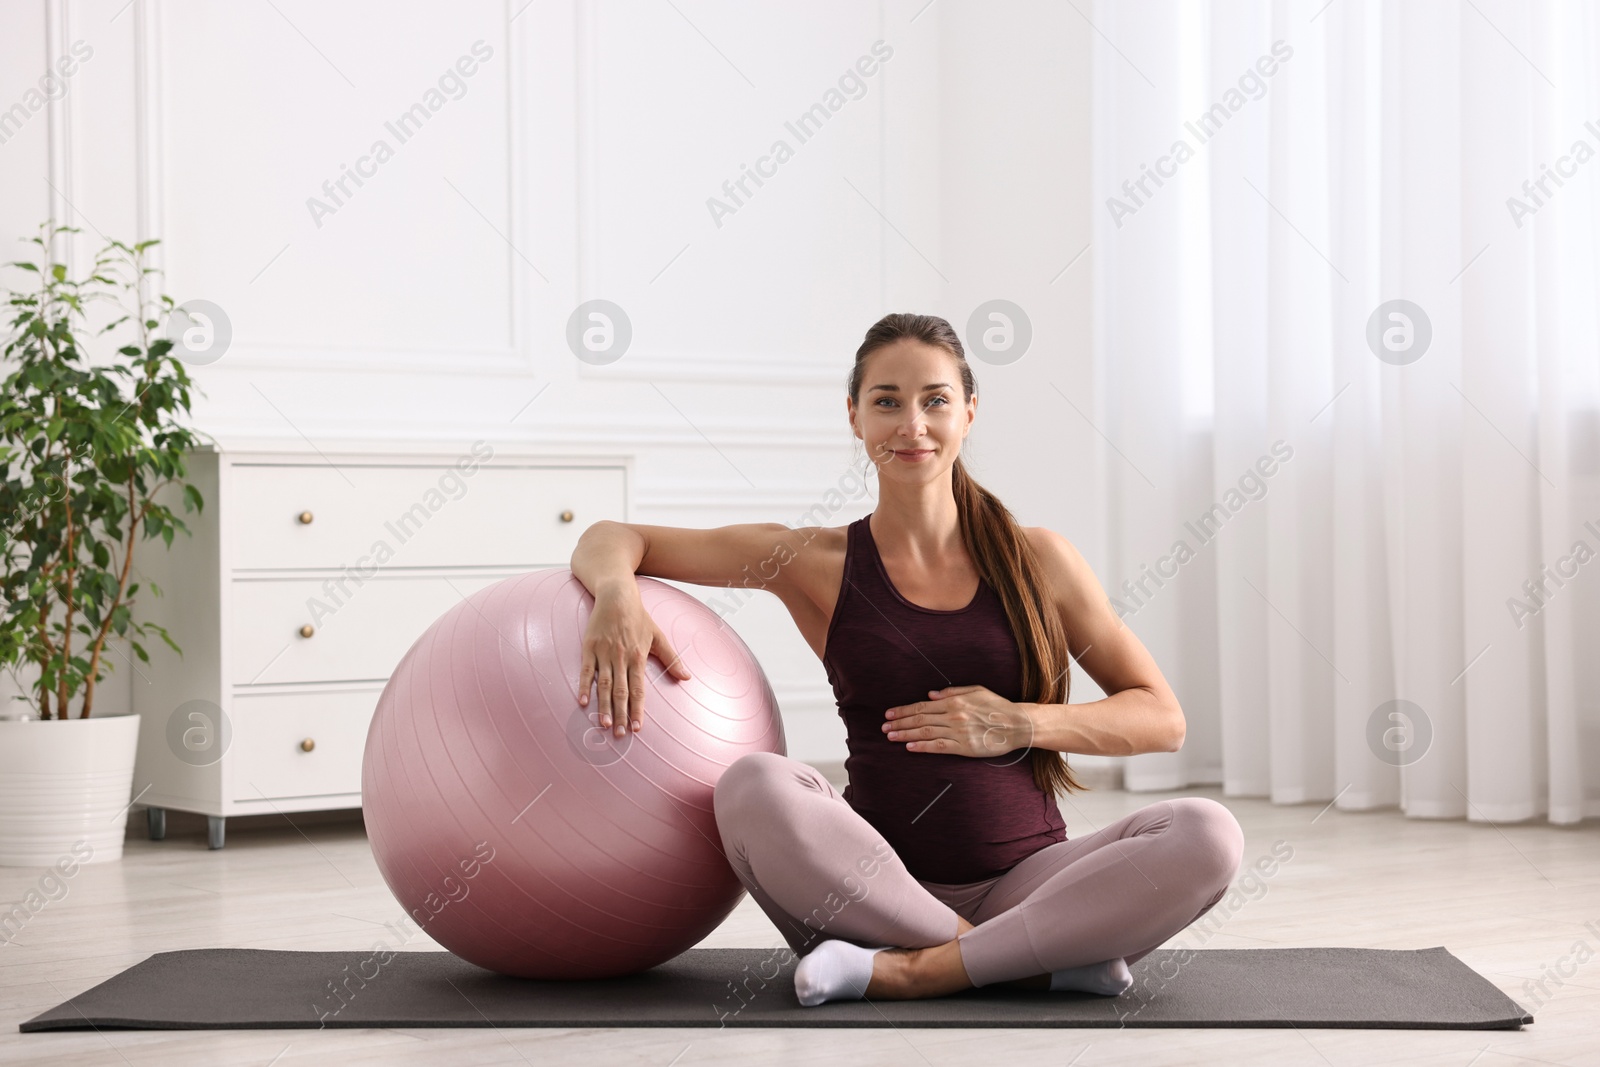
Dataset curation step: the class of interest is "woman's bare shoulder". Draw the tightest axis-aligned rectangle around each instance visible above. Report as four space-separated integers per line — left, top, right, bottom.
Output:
1020 526 1094 605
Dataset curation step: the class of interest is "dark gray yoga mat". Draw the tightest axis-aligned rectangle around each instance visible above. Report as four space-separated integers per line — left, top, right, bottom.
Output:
21 946 1531 1031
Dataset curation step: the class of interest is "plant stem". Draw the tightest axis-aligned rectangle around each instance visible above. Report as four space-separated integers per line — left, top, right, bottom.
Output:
57 457 76 719
34 580 56 720
36 291 66 720
81 469 152 719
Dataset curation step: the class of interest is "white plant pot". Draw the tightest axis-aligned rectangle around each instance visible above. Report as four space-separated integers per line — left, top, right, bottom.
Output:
0 714 141 867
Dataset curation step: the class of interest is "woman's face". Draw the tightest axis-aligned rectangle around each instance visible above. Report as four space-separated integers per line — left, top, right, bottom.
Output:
849 340 975 480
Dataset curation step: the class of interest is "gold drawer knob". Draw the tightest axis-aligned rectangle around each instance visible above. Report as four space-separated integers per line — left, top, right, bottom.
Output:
299 624 315 638
560 510 574 523
298 510 314 524
300 738 315 752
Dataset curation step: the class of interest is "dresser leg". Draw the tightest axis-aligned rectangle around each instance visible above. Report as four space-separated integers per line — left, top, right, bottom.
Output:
207 815 226 850
147 807 166 841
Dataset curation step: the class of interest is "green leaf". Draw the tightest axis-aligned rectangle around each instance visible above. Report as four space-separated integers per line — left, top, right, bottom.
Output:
156 626 180 656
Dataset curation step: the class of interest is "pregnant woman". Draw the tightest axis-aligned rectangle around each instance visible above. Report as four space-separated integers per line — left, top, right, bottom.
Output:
569 312 1244 1006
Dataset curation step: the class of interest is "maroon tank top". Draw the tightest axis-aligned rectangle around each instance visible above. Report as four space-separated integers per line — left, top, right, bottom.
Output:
822 514 1067 884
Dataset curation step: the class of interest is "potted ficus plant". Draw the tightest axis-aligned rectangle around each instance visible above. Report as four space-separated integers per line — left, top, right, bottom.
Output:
0 223 211 866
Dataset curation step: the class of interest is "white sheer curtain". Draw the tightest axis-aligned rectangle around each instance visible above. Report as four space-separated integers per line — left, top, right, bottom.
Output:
1092 0 1600 823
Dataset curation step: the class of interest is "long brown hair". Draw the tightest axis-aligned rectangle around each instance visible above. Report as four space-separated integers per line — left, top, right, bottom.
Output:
848 312 1084 798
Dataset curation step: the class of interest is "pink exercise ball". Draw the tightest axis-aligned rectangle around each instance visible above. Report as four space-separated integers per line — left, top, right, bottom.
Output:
362 568 785 979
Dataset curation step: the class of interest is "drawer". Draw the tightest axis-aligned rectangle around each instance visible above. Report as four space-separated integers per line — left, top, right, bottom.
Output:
229 689 377 801
228 463 625 571
230 573 509 686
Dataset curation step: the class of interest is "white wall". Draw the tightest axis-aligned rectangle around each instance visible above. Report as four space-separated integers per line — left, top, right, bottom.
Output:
0 0 1096 765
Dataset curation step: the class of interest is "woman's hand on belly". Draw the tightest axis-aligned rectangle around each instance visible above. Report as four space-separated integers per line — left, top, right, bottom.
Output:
881 685 1032 757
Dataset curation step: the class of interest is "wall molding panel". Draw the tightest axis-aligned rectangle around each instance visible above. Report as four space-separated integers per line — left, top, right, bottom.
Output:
132 0 532 376
580 351 847 387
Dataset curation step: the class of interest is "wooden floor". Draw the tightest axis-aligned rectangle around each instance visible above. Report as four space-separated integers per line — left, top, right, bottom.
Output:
4 767 1598 1067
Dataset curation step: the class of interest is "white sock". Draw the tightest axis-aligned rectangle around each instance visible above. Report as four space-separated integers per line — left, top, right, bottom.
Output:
793 940 888 1007
1049 957 1133 996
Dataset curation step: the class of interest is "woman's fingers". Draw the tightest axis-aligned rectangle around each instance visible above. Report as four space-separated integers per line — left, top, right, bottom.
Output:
618 658 634 738
885 711 927 738
625 654 649 736
578 648 594 707
654 630 692 681
593 647 626 729
582 621 692 739
884 714 984 752
596 666 614 728
883 713 934 739
610 655 631 737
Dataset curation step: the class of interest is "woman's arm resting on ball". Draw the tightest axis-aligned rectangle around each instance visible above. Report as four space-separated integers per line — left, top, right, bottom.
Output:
569 521 807 734
1017 527 1186 757
571 519 803 597
570 520 651 602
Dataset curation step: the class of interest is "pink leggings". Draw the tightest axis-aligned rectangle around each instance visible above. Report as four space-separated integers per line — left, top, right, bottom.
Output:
712 751 1245 988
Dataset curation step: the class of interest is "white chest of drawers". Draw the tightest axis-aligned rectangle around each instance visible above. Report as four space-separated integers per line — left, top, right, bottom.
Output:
130 441 629 848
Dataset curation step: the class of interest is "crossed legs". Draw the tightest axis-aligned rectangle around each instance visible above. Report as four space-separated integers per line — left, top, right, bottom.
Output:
712 751 1245 1000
